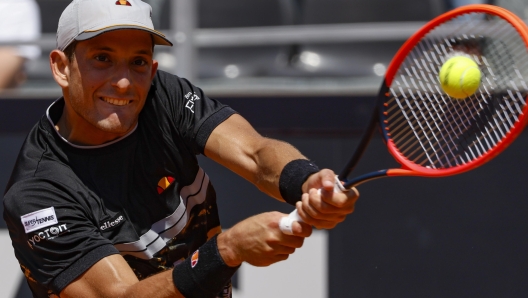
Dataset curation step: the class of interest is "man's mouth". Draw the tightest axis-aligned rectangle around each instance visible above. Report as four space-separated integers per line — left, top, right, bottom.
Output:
101 97 132 106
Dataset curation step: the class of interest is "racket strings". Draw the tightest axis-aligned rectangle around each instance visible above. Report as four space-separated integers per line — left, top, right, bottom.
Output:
388 94 462 167
391 69 523 168
385 12 528 169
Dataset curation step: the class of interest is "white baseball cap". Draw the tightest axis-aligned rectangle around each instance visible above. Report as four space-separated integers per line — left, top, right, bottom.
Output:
56 0 173 51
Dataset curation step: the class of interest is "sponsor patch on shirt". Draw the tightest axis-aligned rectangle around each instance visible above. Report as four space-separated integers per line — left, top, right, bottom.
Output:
21 207 58 234
27 223 69 249
99 213 126 232
157 176 175 194
184 92 200 113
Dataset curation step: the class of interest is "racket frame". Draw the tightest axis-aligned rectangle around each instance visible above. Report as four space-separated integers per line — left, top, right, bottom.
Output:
280 4 528 234
342 4 528 188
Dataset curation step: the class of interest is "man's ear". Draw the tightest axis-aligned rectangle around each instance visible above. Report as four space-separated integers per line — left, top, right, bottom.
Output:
151 59 158 80
49 50 70 88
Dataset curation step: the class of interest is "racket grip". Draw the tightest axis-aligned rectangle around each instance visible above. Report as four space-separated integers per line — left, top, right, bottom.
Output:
279 176 346 235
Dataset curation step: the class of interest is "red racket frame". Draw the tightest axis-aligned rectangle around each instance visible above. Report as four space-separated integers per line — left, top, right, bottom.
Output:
381 4 528 179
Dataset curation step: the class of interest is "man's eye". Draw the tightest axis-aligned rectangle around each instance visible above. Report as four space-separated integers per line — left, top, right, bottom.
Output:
134 59 147 66
95 55 109 62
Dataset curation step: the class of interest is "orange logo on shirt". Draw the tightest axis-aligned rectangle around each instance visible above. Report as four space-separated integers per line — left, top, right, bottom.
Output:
115 0 131 6
157 176 175 194
191 250 199 268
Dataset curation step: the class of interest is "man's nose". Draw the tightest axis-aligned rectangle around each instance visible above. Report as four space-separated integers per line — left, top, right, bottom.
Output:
114 77 131 91
112 66 132 91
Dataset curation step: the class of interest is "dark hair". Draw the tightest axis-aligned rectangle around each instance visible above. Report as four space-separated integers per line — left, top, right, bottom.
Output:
63 40 78 62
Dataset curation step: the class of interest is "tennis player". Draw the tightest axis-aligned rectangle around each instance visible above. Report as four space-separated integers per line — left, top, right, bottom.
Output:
3 0 359 297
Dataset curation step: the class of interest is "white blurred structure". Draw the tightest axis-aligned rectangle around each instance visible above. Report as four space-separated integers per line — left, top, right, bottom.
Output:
0 0 41 90
0 230 24 298
233 230 328 298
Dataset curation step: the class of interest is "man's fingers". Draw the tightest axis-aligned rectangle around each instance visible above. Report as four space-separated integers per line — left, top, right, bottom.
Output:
290 221 312 238
296 169 361 230
305 190 356 214
305 169 337 191
320 169 337 190
251 254 290 267
295 202 347 229
318 187 360 209
348 187 360 201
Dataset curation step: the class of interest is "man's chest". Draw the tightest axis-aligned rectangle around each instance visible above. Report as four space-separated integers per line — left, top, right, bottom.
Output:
65 134 201 238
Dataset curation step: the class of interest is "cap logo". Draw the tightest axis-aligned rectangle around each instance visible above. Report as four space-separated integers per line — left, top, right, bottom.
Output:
115 0 132 6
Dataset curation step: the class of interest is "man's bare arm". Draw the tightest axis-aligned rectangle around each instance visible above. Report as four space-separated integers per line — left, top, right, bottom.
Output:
58 212 311 297
58 254 182 298
204 114 360 229
204 113 308 201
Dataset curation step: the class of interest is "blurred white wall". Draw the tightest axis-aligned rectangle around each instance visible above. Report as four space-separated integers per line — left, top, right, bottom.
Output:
0 230 24 298
233 230 328 298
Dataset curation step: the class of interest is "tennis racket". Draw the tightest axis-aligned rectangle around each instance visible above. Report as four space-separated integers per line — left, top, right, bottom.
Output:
280 4 528 234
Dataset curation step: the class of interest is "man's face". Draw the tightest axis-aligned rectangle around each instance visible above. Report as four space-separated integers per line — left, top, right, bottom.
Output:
65 29 157 139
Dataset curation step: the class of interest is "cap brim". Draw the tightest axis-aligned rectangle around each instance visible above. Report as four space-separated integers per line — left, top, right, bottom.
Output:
76 25 173 46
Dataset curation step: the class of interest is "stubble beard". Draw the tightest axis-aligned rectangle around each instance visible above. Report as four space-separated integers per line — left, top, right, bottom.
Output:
70 95 136 136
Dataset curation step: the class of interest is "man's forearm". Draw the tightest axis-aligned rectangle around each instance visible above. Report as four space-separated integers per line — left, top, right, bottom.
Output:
122 270 183 298
251 138 309 200
204 114 310 201
58 255 183 298
60 236 236 298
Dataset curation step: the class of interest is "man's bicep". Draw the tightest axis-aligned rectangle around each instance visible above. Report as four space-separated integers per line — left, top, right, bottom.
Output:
60 254 139 298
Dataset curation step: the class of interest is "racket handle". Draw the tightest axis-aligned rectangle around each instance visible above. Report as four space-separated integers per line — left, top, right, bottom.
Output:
279 176 346 235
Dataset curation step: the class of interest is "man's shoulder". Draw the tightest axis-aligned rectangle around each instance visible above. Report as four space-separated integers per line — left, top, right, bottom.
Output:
151 70 200 98
5 117 69 186
4 120 83 206
5 162 80 197
3 173 81 219
152 69 184 88
144 70 192 118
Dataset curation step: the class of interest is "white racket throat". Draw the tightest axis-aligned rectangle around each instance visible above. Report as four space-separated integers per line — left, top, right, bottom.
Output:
279 176 346 235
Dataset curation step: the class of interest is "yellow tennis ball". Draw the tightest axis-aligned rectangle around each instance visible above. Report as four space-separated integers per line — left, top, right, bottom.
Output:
439 56 481 99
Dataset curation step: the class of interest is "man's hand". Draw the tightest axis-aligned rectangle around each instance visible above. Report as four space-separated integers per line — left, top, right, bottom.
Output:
217 212 312 267
297 169 360 229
